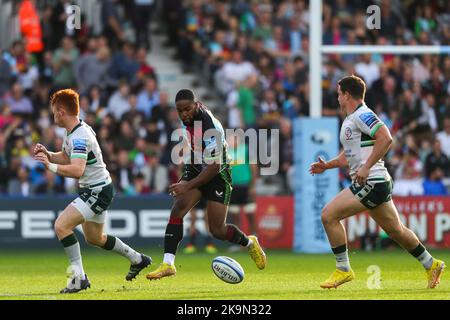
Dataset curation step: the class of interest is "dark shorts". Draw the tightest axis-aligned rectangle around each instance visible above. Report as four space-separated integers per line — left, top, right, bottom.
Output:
78 183 115 215
230 185 253 205
182 164 233 205
350 180 393 209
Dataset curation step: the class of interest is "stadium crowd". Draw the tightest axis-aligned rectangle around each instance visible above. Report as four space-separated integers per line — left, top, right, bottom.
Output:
0 0 450 198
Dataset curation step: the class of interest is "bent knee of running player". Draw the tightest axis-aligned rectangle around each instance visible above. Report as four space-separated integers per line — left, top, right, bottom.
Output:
322 188 366 225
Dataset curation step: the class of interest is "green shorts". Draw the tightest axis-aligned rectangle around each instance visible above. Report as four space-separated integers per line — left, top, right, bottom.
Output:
350 180 393 209
182 164 233 205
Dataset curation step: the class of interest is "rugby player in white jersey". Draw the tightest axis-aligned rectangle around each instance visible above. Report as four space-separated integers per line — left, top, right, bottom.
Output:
34 89 152 293
309 75 445 289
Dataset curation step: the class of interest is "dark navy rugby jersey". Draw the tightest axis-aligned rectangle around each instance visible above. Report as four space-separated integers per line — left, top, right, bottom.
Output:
181 102 229 172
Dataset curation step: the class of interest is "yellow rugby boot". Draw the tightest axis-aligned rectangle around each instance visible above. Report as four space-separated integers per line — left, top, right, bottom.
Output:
320 268 355 289
426 259 445 289
146 263 176 280
248 235 266 270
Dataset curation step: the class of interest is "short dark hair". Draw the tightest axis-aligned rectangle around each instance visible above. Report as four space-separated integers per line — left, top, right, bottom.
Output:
175 89 195 102
338 75 366 100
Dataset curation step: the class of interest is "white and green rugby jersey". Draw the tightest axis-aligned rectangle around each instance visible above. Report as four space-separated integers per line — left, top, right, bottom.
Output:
340 103 391 183
62 120 110 187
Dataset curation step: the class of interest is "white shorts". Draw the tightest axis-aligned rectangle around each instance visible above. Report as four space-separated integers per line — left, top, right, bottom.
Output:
71 197 107 224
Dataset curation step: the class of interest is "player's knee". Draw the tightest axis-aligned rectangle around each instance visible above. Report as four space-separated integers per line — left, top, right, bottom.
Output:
54 220 68 238
321 208 334 226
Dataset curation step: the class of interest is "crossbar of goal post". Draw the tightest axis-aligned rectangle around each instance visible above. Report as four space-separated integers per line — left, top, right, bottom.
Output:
309 0 450 118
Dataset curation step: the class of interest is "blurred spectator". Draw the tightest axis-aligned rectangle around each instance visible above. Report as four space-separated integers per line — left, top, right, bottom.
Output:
18 0 44 55
101 0 126 49
4 83 33 115
394 150 424 196
107 81 131 120
423 168 448 196
52 36 79 88
141 151 168 193
116 121 136 151
258 89 280 129
355 54 379 89
424 139 450 178
122 94 145 126
136 47 156 81
88 85 104 113
8 165 30 196
437 117 450 158
34 170 65 195
75 39 111 95
216 50 257 96
0 54 13 97
50 0 73 50
145 118 166 154
131 172 151 195
108 42 139 87
113 149 135 195
136 76 159 119
133 0 155 50
226 74 258 129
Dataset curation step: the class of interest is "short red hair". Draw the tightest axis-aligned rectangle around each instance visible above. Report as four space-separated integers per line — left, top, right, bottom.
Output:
51 89 79 116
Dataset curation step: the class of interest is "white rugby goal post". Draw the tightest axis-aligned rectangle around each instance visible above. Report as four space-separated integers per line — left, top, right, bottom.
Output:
309 0 450 118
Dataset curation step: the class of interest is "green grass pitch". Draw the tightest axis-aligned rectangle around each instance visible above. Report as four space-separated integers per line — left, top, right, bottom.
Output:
1 248 449 300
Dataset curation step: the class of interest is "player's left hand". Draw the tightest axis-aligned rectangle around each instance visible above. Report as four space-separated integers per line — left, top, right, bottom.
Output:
168 182 189 197
355 165 369 186
35 152 50 169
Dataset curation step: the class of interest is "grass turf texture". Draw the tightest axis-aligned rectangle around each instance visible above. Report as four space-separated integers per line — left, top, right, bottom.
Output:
0 248 449 300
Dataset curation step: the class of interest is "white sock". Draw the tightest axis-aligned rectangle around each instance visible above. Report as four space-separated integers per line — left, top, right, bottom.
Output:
335 251 351 272
246 238 254 248
64 242 86 280
417 250 433 270
112 237 142 265
164 253 175 265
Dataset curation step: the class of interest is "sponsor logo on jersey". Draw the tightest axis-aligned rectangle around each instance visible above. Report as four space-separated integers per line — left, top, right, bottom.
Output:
72 139 87 152
345 127 352 139
359 112 379 129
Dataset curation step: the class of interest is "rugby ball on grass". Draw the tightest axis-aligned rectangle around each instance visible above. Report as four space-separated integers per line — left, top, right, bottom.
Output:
211 256 244 284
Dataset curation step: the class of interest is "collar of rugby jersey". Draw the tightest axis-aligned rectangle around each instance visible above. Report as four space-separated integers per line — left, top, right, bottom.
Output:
68 120 83 136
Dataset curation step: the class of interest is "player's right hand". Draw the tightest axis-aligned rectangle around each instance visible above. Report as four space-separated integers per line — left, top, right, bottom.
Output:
309 156 327 175
34 144 49 158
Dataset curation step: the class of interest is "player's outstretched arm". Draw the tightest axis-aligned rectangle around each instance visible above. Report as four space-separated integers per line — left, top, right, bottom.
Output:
309 151 347 175
35 154 86 179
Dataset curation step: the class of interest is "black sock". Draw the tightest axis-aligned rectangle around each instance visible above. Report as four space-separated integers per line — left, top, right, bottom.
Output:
225 224 249 247
164 218 184 254
102 235 116 250
409 243 433 269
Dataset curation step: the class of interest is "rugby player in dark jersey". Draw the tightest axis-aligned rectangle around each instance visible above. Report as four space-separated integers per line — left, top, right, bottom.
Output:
146 89 266 280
